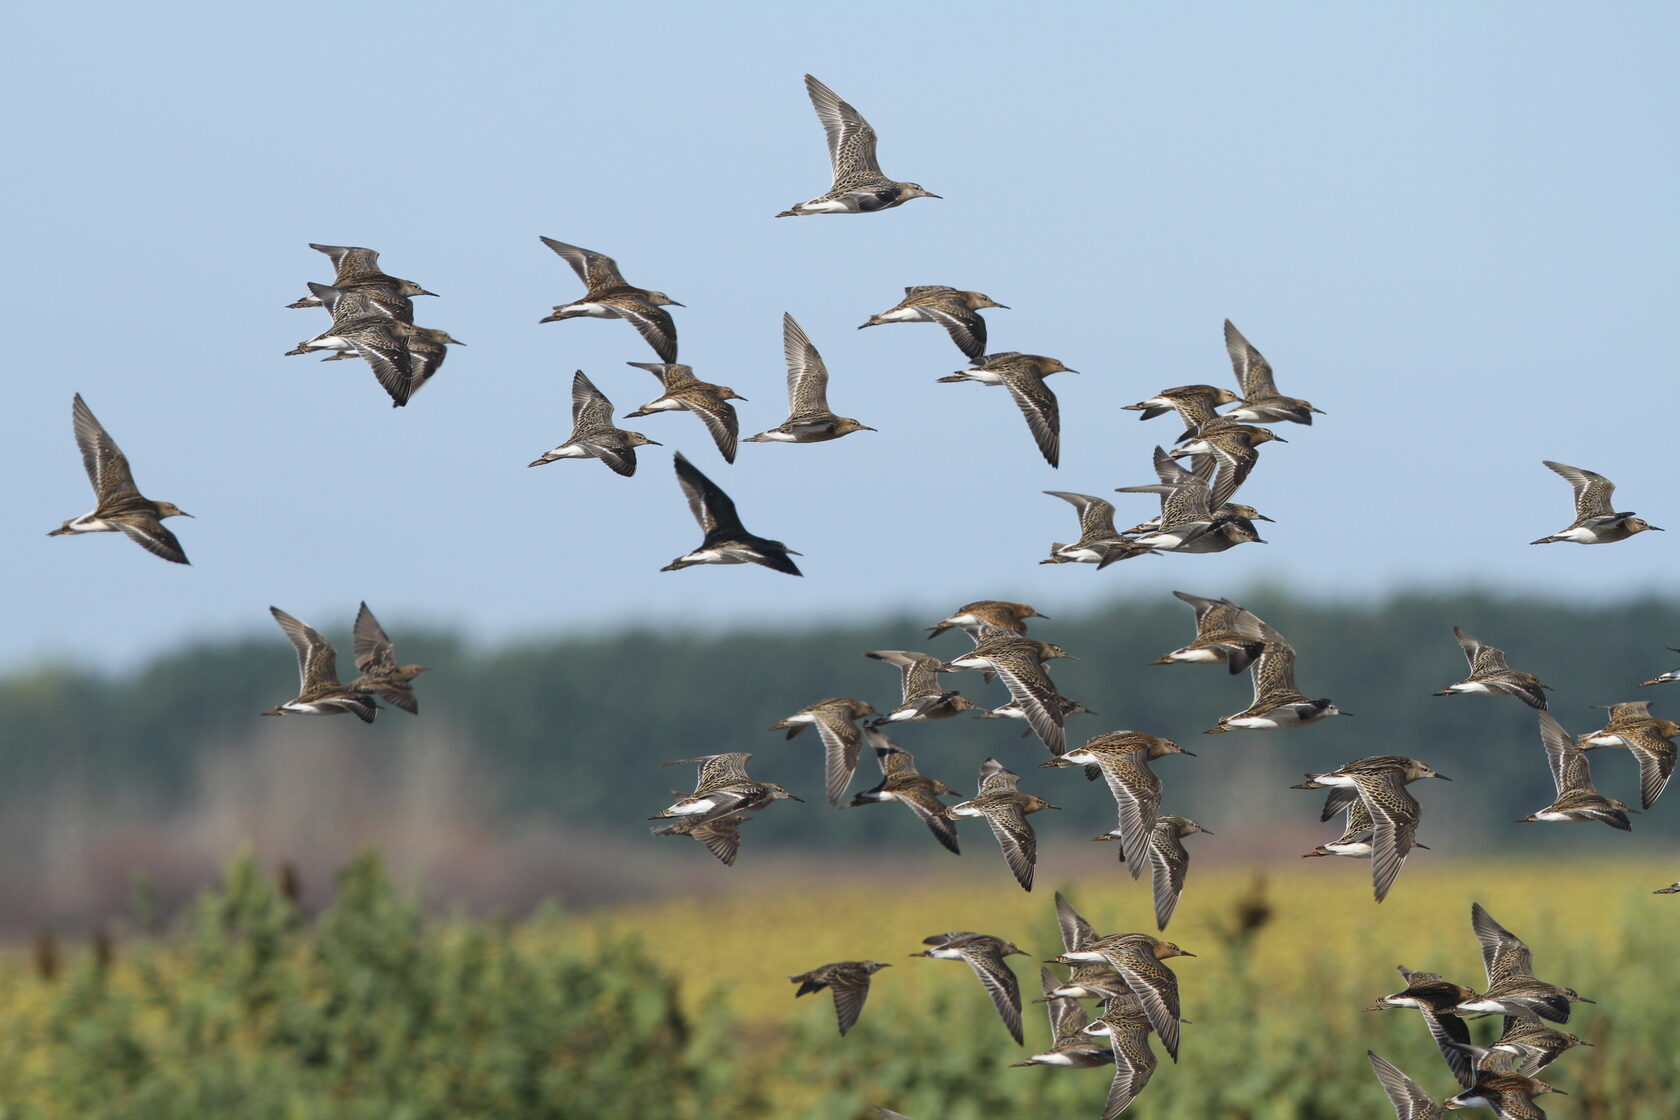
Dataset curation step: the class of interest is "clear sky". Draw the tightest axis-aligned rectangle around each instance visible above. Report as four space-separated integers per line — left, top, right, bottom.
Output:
5 2 1677 671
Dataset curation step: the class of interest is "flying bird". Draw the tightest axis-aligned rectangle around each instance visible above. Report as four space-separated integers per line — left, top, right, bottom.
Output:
744 314 875 443
661 452 803 575
777 74 940 217
528 370 660 476
50 395 192 565
261 607 380 723
538 237 683 362
1531 460 1662 545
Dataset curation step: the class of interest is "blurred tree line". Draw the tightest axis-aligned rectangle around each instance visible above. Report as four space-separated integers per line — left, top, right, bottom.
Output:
3 589 1678 854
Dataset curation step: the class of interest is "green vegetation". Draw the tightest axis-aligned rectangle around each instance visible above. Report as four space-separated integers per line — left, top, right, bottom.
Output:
0 855 1673 1118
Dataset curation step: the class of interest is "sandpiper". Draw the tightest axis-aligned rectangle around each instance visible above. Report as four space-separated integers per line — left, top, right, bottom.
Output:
1041 492 1155 568
286 243 436 308
1366 965 1477 1089
1302 797 1377 858
1576 701 1676 810
1205 627 1348 733
980 694 1096 736
948 758 1059 891
649 812 749 866
1044 893 1129 1002
864 649 981 724
348 602 428 715
624 362 745 464
395 324 464 405
1122 384 1239 433
49 395 192 565
527 371 660 476
651 752 803 825
1094 815 1214 931
770 697 879 804
927 601 1045 640
1454 902 1594 1023
1168 424 1285 509
1052 934 1193 1063
302 279 414 324
1366 1052 1444 1120
911 931 1028 1044
844 730 960 853
942 627 1074 755
1151 591 1270 674
1118 450 1267 554
777 74 940 217
1516 712 1636 829
1083 995 1160 1119
1434 627 1551 710
1293 757 1445 902
938 352 1072 467
1045 731 1194 880
1655 880 1680 894
1531 460 1662 544
261 608 379 723
859 285 1006 359
538 237 682 362
1492 1013 1592 1075
1011 967 1117 1069
1220 320 1323 425
744 314 875 443
788 960 890 1036
660 452 803 575
1441 1050 1566 1117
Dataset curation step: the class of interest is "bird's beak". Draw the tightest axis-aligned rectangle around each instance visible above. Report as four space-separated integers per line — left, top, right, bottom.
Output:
417 289 439 297
923 192 943 199
645 439 664 446
994 304 1011 309
1436 774 1452 781
1253 513 1275 522
787 795 806 803
1179 749 1197 757
1651 526 1666 531
180 511 196 518
1177 951 1197 958
861 425 878 432
667 301 686 308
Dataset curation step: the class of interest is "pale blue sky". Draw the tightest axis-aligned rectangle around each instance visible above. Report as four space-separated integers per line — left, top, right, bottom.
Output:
5 2 1677 670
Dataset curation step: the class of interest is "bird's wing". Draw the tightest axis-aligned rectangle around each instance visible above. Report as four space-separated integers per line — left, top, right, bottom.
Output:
1149 830 1189 930
601 295 678 364
828 969 874 1036
1109 954 1181 1062
1537 712 1592 795
673 452 741 534
116 518 189 566
1542 460 1615 519
960 947 1024 1044
539 237 626 289
70 394 140 502
812 709 866 804
1002 372 1060 468
782 313 832 413
680 391 740 464
569 370 618 431
1366 1051 1439 1120
1472 902 1534 986
982 802 1039 891
921 303 987 360
1619 725 1676 809
1454 626 1510 673
1102 1026 1158 1119
352 601 394 671
1224 319 1280 399
1355 772 1420 903
899 786 960 854
804 74 882 183
270 607 338 689
1055 892 1099 952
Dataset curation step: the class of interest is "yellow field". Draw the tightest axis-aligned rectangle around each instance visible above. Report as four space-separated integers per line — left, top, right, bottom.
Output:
584 858 1680 1119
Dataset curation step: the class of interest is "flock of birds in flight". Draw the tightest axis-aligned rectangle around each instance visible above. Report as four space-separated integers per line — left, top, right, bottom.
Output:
40 71 1679 1119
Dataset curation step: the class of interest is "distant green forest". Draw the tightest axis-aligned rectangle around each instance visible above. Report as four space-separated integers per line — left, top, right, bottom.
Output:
6 589 1680 856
